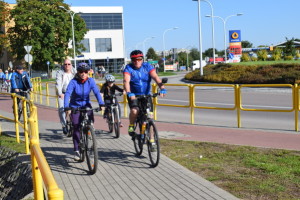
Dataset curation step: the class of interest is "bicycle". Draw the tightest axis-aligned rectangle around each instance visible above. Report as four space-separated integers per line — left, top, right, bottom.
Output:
104 93 123 138
132 78 167 168
16 89 31 121
67 107 100 175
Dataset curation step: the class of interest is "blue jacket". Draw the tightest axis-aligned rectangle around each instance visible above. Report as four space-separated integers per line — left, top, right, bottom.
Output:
64 77 104 108
11 71 32 91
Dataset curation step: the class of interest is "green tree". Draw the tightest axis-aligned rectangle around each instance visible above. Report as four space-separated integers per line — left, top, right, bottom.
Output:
203 48 218 58
189 48 200 61
146 47 159 61
283 37 296 57
0 0 9 53
241 40 253 48
8 0 87 70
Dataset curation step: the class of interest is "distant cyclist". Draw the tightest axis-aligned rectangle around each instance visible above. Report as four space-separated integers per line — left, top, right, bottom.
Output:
64 62 104 161
123 50 167 140
100 74 125 127
11 66 33 95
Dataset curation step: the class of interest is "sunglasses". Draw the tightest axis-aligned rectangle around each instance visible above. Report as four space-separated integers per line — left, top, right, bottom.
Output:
78 70 89 74
64 63 71 65
132 58 143 62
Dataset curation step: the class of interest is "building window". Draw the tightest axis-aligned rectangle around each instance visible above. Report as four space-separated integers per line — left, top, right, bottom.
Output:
80 38 90 53
95 38 112 52
79 13 123 30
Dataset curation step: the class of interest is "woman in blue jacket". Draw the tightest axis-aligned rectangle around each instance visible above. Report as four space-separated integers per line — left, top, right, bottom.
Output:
64 62 104 161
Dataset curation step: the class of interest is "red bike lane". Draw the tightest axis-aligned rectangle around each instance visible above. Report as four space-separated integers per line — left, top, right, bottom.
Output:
1 93 300 151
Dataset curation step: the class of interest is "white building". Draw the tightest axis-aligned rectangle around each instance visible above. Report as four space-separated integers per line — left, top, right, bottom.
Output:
72 6 125 73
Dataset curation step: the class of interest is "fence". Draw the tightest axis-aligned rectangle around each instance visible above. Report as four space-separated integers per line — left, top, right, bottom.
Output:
0 88 64 199
29 79 300 131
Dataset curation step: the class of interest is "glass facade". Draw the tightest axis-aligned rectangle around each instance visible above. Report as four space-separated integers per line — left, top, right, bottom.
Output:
95 38 112 52
80 38 90 53
79 13 123 30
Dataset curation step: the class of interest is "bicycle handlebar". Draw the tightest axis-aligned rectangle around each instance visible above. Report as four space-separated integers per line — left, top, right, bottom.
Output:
64 106 103 112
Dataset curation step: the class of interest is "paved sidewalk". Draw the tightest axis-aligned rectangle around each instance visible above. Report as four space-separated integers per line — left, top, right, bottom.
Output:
1 93 300 199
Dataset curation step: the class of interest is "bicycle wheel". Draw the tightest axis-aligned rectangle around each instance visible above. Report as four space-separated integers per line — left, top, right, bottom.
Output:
113 108 120 138
66 121 73 137
26 103 31 119
18 102 22 121
107 112 113 133
147 120 160 167
133 121 144 156
85 125 98 174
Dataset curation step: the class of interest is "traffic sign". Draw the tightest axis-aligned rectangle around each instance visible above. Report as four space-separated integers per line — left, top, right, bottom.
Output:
24 46 32 53
24 54 33 63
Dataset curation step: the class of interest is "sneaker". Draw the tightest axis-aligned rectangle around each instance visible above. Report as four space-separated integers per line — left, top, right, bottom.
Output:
103 114 107 119
62 127 68 135
150 143 157 152
119 123 123 128
128 126 135 136
74 151 81 161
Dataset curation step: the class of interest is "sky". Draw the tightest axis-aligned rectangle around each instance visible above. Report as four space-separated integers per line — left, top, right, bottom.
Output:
5 0 300 56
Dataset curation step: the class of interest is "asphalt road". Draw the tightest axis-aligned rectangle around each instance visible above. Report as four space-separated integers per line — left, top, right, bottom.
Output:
152 72 297 133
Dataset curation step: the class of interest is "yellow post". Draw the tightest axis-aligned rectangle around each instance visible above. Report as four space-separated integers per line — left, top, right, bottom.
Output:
23 100 30 154
39 78 43 104
294 84 298 131
190 85 195 124
235 85 241 128
12 94 20 143
46 83 50 106
123 93 128 117
152 83 158 120
30 141 44 200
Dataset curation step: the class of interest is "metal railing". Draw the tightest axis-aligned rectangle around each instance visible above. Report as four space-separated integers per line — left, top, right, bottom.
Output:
29 79 300 131
0 90 64 199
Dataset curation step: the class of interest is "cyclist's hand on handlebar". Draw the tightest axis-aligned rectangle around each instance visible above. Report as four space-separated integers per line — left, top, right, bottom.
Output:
99 104 105 111
15 89 20 92
159 88 167 97
30 88 33 92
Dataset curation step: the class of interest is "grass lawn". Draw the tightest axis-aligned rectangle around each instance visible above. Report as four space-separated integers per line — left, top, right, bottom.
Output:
160 139 300 200
0 135 25 153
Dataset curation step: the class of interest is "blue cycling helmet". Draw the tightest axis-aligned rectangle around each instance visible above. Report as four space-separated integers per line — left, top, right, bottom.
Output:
77 62 90 71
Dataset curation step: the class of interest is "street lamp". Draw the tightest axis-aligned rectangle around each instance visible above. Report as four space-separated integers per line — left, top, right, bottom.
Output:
143 36 155 59
59 6 77 69
163 27 179 72
192 0 203 75
206 13 243 63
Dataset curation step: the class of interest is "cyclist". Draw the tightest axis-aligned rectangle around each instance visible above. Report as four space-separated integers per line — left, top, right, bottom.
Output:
123 50 167 145
64 62 104 161
56 59 76 135
100 74 125 127
11 66 33 95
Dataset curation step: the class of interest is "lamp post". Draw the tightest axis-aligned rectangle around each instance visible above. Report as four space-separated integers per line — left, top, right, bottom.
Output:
59 6 77 69
143 36 155 59
192 0 203 75
163 27 179 72
206 13 243 63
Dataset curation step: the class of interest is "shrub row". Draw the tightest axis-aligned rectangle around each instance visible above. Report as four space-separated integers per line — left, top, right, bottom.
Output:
185 63 300 84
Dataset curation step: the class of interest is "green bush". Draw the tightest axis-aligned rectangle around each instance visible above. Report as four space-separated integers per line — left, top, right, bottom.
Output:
251 56 258 61
272 48 282 61
284 55 294 60
257 49 268 61
185 62 300 84
241 53 250 62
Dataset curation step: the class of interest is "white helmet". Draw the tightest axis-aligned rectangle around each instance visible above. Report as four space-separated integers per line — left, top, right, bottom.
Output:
105 74 115 82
